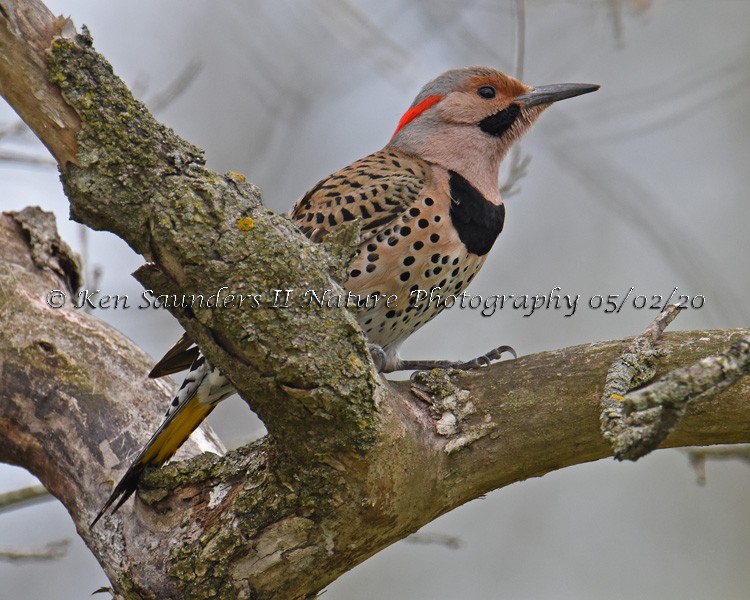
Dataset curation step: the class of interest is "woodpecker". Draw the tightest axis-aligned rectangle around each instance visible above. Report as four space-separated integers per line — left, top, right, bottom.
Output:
91 66 598 526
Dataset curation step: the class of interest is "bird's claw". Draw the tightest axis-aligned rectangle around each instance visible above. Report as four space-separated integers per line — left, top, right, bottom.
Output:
454 344 516 370
399 344 516 376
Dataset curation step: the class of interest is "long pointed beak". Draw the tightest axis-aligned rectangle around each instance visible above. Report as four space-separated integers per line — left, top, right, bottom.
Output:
514 83 600 108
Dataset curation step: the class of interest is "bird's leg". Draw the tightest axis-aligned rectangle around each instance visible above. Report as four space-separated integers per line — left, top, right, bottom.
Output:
450 344 517 370
367 343 389 372
376 344 516 373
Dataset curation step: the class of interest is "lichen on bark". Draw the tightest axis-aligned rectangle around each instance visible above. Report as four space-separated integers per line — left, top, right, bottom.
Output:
46 27 381 458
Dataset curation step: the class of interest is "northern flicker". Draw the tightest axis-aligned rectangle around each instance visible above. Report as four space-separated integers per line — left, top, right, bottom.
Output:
91 66 598 526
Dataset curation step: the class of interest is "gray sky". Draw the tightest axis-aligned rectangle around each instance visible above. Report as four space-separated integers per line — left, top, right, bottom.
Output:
1 1 749 598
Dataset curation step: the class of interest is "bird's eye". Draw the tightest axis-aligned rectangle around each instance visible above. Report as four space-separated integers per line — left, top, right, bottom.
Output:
477 86 496 99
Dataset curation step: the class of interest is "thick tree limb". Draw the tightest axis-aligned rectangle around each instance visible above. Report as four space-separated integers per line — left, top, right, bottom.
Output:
0 0 79 164
2 0 380 465
1 1 749 599
2 208 749 598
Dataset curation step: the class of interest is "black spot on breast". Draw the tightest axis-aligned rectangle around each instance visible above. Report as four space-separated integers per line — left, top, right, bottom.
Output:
341 208 355 221
448 171 505 256
478 104 520 137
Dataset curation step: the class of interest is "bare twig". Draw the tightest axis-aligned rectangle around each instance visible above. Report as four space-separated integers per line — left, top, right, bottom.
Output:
687 444 750 485
600 305 683 458
0 484 51 514
513 0 525 82
625 338 750 412
0 120 28 140
499 150 530 197
0 539 69 562
0 149 56 166
146 59 202 113
405 532 462 550
602 306 750 460
500 0 529 197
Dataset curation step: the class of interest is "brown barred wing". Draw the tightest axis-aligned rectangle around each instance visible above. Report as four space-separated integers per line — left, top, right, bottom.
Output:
289 149 430 244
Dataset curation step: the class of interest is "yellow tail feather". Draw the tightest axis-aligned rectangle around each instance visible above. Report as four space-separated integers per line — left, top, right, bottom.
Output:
140 395 215 466
91 392 215 527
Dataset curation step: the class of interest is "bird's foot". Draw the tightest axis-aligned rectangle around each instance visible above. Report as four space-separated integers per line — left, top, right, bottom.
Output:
450 344 517 370
387 344 516 373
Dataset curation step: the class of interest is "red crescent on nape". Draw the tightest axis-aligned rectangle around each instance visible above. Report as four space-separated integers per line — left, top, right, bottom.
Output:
392 94 443 137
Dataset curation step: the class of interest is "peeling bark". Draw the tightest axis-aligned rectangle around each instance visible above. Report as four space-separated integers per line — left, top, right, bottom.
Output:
1 1 749 599
0 0 79 164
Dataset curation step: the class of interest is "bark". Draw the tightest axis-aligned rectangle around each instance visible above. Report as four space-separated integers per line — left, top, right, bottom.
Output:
1 1 749 599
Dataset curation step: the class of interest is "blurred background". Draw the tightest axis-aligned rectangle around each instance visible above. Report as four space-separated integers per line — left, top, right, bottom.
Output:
1 0 749 598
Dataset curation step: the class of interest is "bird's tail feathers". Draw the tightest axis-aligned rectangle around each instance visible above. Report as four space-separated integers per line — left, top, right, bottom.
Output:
90 390 215 528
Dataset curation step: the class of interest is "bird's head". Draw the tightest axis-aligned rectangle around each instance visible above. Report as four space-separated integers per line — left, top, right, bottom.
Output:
388 66 598 171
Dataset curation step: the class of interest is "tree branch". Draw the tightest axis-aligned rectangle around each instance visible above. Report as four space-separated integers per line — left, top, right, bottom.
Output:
0 0 79 163
0 484 50 513
2 208 749 598
1 1 749 599
2 0 380 464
